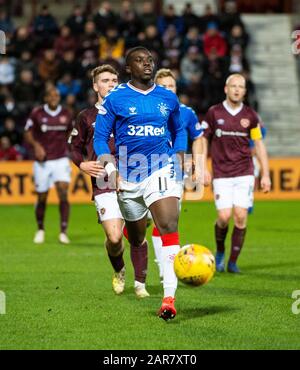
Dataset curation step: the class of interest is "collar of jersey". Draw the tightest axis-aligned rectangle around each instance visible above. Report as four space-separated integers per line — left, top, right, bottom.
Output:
44 104 62 117
223 100 243 116
127 82 156 95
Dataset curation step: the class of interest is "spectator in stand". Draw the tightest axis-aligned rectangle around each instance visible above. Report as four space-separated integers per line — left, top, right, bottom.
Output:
202 47 227 107
65 4 86 36
203 22 227 58
0 94 22 123
182 2 199 32
225 45 250 74
180 46 203 87
38 49 60 83
0 56 15 86
0 117 23 147
99 25 125 65
219 0 244 34
79 21 99 57
58 50 82 80
182 26 203 55
117 0 142 48
158 4 184 36
140 1 157 30
0 136 22 161
13 69 39 115
93 1 117 34
57 72 81 101
139 25 164 60
80 51 97 77
0 8 15 35
227 24 249 52
54 25 77 58
162 24 182 69
198 4 220 34
9 26 35 58
15 51 37 78
32 4 59 49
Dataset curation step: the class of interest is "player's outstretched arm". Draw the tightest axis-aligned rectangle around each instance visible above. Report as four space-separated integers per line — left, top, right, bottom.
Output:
254 139 271 193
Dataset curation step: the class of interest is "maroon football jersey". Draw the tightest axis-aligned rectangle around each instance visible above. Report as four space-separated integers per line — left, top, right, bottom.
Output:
202 101 261 178
25 104 73 160
70 105 116 197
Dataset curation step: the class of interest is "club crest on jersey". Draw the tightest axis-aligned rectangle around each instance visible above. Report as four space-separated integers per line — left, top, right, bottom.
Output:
98 106 107 115
157 102 168 117
129 107 137 115
240 118 250 128
217 119 225 125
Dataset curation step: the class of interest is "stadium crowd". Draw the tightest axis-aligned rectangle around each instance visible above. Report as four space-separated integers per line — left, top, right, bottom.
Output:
0 0 256 160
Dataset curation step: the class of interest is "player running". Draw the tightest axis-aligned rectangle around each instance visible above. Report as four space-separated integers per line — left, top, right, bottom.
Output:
69 65 149 298
151 68 203 280
24 87 73 244
94 47 186 321
201 73 271 273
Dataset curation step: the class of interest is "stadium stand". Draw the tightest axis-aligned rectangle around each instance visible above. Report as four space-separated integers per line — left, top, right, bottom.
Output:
0 0 298 159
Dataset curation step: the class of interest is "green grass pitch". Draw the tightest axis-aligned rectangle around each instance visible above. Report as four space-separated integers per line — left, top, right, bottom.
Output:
0 201 299 350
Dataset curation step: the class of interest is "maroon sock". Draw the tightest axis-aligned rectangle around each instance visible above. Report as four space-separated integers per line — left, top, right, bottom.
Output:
130 240 148 283
59 201 70 233
35 201 46 230
229 226 247 263
215 223 228 253
107 251 125 273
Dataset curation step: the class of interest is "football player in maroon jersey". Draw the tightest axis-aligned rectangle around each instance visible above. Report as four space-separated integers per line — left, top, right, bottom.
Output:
24 87 73 245
70 65 150 298
201 73 271 273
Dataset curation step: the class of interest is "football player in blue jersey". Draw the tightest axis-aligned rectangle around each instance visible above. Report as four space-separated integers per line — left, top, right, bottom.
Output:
94 47 186 321
151 68 204 280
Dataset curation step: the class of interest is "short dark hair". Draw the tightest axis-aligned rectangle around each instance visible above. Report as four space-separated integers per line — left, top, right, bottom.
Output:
125 46 151 65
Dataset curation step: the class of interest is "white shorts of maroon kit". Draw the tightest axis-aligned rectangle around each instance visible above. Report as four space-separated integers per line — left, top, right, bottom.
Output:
33 157 71 193
213 175 255 210
94 192 123 223
118 165 182 222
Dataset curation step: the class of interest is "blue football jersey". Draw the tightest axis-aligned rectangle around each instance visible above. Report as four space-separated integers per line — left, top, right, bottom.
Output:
94 83 186 182
179 104 203 151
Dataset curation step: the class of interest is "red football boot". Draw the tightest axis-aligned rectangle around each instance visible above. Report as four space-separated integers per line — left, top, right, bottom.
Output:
158 296 176 321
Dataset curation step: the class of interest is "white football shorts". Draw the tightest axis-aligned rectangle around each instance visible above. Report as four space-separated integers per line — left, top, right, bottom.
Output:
213 175 255 210
94 192 123 223
118 165 183 222
33 157 71 193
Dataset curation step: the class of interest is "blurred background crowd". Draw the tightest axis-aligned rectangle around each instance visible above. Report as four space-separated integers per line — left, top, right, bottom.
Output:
0 0 280 160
